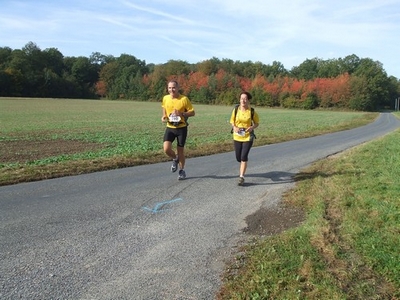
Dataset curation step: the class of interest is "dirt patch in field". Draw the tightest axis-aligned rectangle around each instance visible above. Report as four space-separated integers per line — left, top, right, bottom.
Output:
0 139 104 163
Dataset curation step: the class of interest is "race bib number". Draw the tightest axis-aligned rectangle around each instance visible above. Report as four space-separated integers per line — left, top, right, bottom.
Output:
168 115 181 123
235 128 246 136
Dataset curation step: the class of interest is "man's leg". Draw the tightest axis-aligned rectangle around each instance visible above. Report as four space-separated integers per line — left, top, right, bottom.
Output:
164 140 179 172
176 127 188 170
163 141 176 159
177 146 185 169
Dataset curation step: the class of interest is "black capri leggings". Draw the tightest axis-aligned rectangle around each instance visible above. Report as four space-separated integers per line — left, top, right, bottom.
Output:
234 140 253 162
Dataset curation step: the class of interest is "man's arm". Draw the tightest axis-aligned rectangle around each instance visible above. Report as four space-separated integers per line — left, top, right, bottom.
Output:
161 107 168 122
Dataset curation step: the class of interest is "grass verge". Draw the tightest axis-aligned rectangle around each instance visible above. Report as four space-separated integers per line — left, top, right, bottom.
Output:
217 128 400 299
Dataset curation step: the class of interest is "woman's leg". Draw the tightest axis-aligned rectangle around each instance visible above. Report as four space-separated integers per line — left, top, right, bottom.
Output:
239 140 253 177
239 161 247 177
234 141 242 163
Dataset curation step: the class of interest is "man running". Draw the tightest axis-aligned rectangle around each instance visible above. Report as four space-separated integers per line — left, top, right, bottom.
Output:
161 80 195 180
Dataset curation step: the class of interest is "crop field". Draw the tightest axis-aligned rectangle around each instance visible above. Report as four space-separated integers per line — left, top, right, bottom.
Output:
0 98 377 185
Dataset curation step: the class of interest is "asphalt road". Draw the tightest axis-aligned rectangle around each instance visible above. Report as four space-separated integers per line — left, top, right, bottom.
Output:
1 113 399 300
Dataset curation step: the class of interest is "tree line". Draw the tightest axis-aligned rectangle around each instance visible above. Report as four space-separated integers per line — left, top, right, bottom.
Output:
1 42 399 111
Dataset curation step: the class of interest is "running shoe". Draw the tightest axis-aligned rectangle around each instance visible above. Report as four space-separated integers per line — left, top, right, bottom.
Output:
171 157 179 172
238 176 245 186
178 169 186 180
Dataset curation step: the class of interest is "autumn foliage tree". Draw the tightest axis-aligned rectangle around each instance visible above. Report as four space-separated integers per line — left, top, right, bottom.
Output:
1 42 399 111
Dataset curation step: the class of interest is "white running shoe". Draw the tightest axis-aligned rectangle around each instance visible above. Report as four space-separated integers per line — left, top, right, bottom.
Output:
171 157 179 172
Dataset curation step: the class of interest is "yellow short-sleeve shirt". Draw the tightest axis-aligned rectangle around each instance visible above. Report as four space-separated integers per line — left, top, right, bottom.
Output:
230 107 259 142
162 94 194 128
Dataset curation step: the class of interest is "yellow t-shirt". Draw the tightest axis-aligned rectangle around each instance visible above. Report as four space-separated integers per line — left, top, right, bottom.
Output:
162 94 194 128
230 106 259 142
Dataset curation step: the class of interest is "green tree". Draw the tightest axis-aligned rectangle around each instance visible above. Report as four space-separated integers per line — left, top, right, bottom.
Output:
163 59 192 76
42 48 64 76
339 54 361 75
349 75 371 110
0 70 13 96
147 64 168 101
317 58 341 78
387 76 400 109
250 86 272 106
97 54 148 99
71 56 97 84
302 93 319 109
266 61 288 79
219 58 235 74
21 42 45 96
89 52 114 66
290 58 320 80
0 47 17 96
0 47 12 69
98 61 118 98
353 58 390 110
196 57 220 75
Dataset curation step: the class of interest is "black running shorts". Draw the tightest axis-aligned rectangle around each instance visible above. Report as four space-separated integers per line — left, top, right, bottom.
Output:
163 127 188 147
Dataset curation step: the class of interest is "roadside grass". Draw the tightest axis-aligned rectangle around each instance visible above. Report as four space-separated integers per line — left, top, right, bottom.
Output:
217 126 400 299
0 98 377 186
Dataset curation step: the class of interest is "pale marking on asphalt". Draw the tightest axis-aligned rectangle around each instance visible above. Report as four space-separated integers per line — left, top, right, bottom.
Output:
142 198 183 213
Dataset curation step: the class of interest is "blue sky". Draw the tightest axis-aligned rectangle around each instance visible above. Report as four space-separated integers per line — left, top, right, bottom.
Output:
1 0 400 78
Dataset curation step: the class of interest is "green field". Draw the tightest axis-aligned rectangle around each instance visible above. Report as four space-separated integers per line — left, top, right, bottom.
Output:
0 98 377 185
1 98 399 298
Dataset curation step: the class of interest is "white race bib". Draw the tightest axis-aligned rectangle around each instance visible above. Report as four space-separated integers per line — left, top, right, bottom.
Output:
235 128 246 136
168 115 181 123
